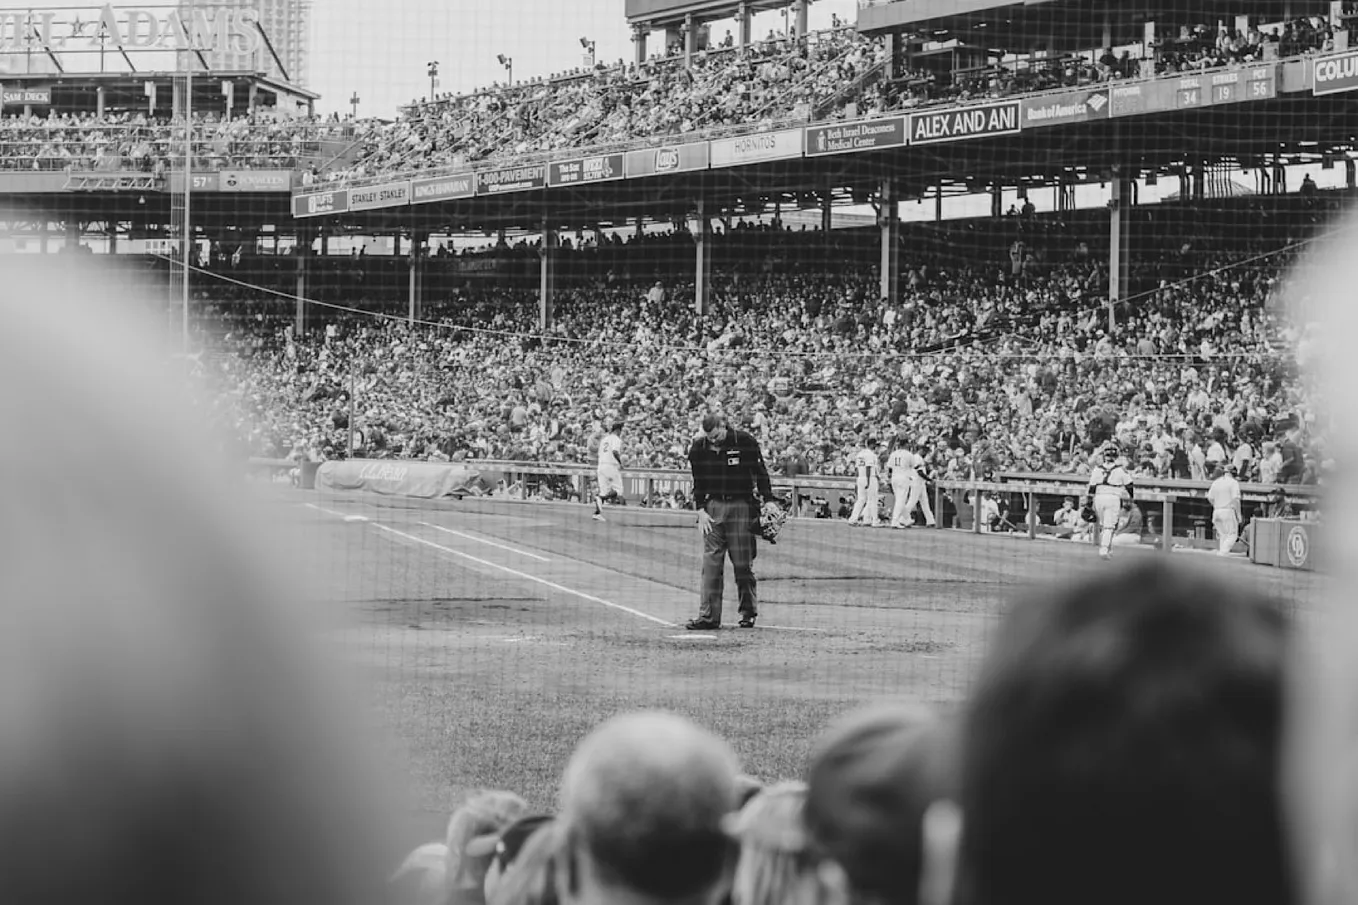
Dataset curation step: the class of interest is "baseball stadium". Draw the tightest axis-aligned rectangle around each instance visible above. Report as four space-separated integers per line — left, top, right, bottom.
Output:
0 1 1351 903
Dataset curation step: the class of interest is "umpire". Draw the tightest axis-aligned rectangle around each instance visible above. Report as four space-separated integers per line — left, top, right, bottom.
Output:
687 413 774 630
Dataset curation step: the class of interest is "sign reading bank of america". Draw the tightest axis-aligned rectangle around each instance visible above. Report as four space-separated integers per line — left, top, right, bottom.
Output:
1314 50 1358 96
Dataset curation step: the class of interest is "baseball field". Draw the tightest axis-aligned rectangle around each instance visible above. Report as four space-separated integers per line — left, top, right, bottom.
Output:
268 487 1326 856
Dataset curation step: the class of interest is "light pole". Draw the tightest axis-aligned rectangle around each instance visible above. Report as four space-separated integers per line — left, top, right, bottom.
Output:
579 36 596 68
497 53 513 85
349 91 360 118
426 61 439 100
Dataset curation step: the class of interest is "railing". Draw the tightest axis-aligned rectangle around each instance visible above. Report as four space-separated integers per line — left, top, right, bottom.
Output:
412 459 1321 555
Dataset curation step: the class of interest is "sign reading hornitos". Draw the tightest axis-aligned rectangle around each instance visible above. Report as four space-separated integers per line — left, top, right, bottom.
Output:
0 5 263 54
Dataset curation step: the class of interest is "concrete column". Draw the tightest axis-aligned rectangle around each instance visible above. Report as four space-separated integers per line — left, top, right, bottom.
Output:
393 232 402 257
1346 156 1355 189
39 220 49 254
319 229 329 257
295 227 310 336
65 222 79 251
539 218 556 330
107 220 118 255
694 199 711 315
821 188 833 232
795 0 809 38
878 180 900 305
935 182 944 222
1108 174 1131 333
635 215 644 239
408 230 424 325
738 2 750 46
991 183 1003 218
96 86 105 118
632 24 647 64
685 13 696 67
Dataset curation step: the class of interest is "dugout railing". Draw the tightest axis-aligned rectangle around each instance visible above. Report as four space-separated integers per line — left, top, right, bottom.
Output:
462 460 1321 554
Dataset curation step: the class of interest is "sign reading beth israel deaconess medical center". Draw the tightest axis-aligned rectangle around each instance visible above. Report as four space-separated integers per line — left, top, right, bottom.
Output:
0 5 263 54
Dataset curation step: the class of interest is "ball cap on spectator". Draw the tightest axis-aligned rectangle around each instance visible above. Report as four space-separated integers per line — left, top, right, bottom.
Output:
803 702 954 902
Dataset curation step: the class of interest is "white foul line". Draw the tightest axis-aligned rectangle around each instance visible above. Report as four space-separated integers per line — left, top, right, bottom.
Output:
372 523 675 628
305 502 367 522
420 522 551 562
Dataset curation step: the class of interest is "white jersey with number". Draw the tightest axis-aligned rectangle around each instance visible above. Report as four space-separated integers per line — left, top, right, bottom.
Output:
597 433 622 469
887 449 920 484
855 448 880 488
1088 463 1133 500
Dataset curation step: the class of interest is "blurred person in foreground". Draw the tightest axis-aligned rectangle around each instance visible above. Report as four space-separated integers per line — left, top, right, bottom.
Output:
392 790 528 905
924 559 1291 905
486 818 561 905
467 814 555 905
803 703 955 905
555 710 741 905
722 782 824 905
0 257 401 904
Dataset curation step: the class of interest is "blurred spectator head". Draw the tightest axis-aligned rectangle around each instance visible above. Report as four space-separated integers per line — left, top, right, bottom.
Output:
723 781 821 905
0 256 399 905
444 789 530 898
471 814 555 904
557 710 741 905
950 559 1290 905
488 819 562 905
804 702 954 905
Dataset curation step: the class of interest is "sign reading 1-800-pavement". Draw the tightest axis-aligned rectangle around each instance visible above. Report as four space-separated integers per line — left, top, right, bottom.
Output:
908 100 1021 145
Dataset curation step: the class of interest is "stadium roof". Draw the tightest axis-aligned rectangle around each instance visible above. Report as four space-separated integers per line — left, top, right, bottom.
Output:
859 0 1338 48
626 0 795 29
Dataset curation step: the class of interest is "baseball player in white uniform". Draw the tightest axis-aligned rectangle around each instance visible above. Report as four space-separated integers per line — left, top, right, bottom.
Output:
848 438 882 527
1206 463 1243 555
887 441 936 528
593 419 624 521
1085 443 1135 560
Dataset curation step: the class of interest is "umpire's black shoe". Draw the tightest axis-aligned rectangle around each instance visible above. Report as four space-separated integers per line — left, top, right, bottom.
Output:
686 619 720 631
738 615 757 628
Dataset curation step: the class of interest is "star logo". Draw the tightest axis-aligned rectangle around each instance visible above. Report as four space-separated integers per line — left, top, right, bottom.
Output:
69 16 89 39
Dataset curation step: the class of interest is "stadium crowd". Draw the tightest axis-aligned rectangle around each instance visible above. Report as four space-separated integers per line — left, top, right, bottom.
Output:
323 14 1338 181
197 200 1325 491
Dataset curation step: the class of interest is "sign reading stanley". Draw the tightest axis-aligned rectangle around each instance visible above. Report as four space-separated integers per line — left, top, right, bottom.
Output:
349 180 411 211
548 153 624 187
292 189 349 218
710 128 802 168
411 173 474 204
1020 89 1109 128
0 5 263 55
909 100 1020 145
1314 50 1358 96
805 116 906 156
476 164 546 195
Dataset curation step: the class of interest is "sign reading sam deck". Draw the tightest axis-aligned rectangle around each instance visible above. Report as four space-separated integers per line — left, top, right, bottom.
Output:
909 101 1020 145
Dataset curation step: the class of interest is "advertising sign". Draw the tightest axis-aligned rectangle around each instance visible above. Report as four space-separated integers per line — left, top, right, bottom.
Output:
292 189 349 218
1020 89 1109 128
709 128 803 168
804 116 907 156
0 86 51 105
410 172 475 204
908 101 1020 145
219 169 292 192
0 5 262 55
348 180 411 211
1314 50 1358 95
476 164 546 195
547 152 625 187
623 142 709 177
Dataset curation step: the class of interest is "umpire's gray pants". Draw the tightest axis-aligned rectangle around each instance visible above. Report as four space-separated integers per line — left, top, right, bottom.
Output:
699 498 757 623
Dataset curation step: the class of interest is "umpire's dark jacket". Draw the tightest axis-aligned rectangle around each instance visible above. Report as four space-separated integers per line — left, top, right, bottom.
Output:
689 428 774 507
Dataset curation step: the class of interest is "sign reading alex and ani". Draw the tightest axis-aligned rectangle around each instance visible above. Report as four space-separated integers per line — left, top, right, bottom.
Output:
410 172 475 204
0 5 264 54
804 116 907 156
709 128 803 168
908 101 1020 145
623 142 709 177
475 164 546 195
547 152 625 187
348 180 411 211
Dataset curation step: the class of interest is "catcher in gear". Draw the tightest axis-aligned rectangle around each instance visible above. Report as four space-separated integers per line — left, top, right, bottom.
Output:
1086 442 1135 560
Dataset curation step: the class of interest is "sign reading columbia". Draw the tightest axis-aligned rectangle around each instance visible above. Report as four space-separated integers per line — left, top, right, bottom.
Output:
476 164 546 195
1314 50 1358 96
909 100 1021 145
0 5 263 54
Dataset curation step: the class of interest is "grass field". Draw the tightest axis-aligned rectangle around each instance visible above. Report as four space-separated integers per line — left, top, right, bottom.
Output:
264 487 1327 858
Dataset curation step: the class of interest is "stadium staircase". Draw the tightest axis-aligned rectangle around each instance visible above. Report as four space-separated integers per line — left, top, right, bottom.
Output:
298 130 368 176
813 60 885 121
